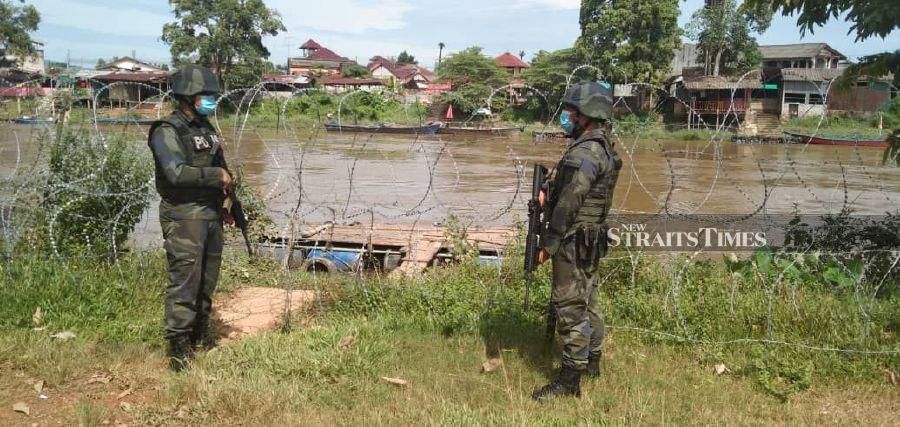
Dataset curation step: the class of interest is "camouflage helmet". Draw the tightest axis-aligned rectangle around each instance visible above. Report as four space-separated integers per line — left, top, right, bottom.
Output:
562 81 613 121
170 64 220 97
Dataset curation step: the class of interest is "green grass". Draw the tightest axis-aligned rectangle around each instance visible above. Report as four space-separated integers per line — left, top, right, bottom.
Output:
785 115 890 139
0 249 898 424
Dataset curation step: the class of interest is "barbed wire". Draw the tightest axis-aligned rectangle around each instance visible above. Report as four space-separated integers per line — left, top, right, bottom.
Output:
0 68 898 357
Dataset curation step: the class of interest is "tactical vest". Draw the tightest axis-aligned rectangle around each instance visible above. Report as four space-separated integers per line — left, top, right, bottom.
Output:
148 112 222 204
571 135 623 227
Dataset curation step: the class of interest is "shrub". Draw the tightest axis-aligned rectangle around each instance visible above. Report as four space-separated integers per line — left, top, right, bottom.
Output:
36 127 153 257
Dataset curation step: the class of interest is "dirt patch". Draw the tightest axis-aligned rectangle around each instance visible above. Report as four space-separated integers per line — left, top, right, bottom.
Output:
1 361 164 426
214 287 317 342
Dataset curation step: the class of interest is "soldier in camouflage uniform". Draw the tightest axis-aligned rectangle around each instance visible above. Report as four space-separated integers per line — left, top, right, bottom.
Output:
149 65 234 371
532 82 622 400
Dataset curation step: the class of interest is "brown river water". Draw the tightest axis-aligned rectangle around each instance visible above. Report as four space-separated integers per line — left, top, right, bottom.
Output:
2 123 898 249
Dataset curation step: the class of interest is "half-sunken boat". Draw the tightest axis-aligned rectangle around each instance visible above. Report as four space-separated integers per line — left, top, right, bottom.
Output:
784 131 888 148
325 122 442 135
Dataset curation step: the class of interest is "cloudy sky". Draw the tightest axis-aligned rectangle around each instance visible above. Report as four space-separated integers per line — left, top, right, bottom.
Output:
28 0 899 69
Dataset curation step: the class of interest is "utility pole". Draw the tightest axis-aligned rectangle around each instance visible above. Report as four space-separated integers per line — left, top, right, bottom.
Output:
283 34 294 74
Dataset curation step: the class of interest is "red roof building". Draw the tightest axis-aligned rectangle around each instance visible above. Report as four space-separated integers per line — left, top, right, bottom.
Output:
305 47 351 63
368 56 395 72
316 75 384 94
288 39 357 76
367 55 438 91
300 39 323 50
317 76 383 86
496 52 529 77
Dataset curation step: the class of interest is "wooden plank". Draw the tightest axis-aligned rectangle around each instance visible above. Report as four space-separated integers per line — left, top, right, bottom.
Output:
294 223 514 251
272 223 516 277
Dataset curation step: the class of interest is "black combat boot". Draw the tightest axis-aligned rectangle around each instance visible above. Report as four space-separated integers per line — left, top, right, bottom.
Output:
586 351 602 378
531 367 582 401
167 335 194 372
191 319 216 350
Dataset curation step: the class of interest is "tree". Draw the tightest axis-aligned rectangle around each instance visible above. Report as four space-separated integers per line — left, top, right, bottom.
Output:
342 63 370 78
437 42 445 67
518 50 526 61
517 48 599 122
743 0 897 41
577 0 681 84
523 48 596 107
436 47 510 114
685 0 772 77
261 60 277 73
0 0 40 68
396 50 417 65
96 58 106 68
161 0 286 89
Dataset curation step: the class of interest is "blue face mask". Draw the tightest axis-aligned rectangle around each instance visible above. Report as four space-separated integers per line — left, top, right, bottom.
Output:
559 110 575 134
196 95 218 116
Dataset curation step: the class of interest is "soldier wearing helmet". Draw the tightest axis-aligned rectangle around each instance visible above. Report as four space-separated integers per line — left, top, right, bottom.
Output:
532 81 622 400
149 64 233 371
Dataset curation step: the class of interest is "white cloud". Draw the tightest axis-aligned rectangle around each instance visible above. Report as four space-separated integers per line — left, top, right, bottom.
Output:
30 0 170 37
267 0 414 35
519 0 581 10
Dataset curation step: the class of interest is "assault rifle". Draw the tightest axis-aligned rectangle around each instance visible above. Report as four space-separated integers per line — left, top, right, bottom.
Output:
212 137 253 256
524 163 557 341
224 189 253 256
524 163 548 310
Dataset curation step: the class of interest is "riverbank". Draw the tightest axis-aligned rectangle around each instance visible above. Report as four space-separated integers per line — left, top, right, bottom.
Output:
784 115 893 139
1 247 897 424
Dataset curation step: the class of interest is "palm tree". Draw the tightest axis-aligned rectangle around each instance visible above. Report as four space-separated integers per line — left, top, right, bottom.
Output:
518 50 526 60
438 42 446 68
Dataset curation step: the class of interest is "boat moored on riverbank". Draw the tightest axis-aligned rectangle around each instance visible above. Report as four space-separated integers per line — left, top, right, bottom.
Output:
784 131 888 148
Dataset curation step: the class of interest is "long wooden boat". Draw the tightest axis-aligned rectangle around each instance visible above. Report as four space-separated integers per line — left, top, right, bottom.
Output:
438 123 525 137
325 122 442 135
784 131 888 148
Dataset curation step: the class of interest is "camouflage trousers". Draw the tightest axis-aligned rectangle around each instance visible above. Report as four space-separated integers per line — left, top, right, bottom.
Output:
551 228 606 371
161 219 223 339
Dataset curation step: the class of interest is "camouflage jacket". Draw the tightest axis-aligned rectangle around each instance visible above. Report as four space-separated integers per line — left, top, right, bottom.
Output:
148 110 227 221
542 128 622 256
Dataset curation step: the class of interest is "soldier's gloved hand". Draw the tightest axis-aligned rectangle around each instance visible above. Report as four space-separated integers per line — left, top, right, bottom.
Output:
221 169 233 194
537 248 550 265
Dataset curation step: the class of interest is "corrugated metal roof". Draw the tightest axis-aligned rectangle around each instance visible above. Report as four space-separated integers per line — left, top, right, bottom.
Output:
94 71 168 82
781 67 845 82
262 73 310 84
0 87 53 97
306 47 351 62
683 73 761 90
758 43 846 60
781 67 894 83
96 56 164 72
393 64 436 81
317 76 383 86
